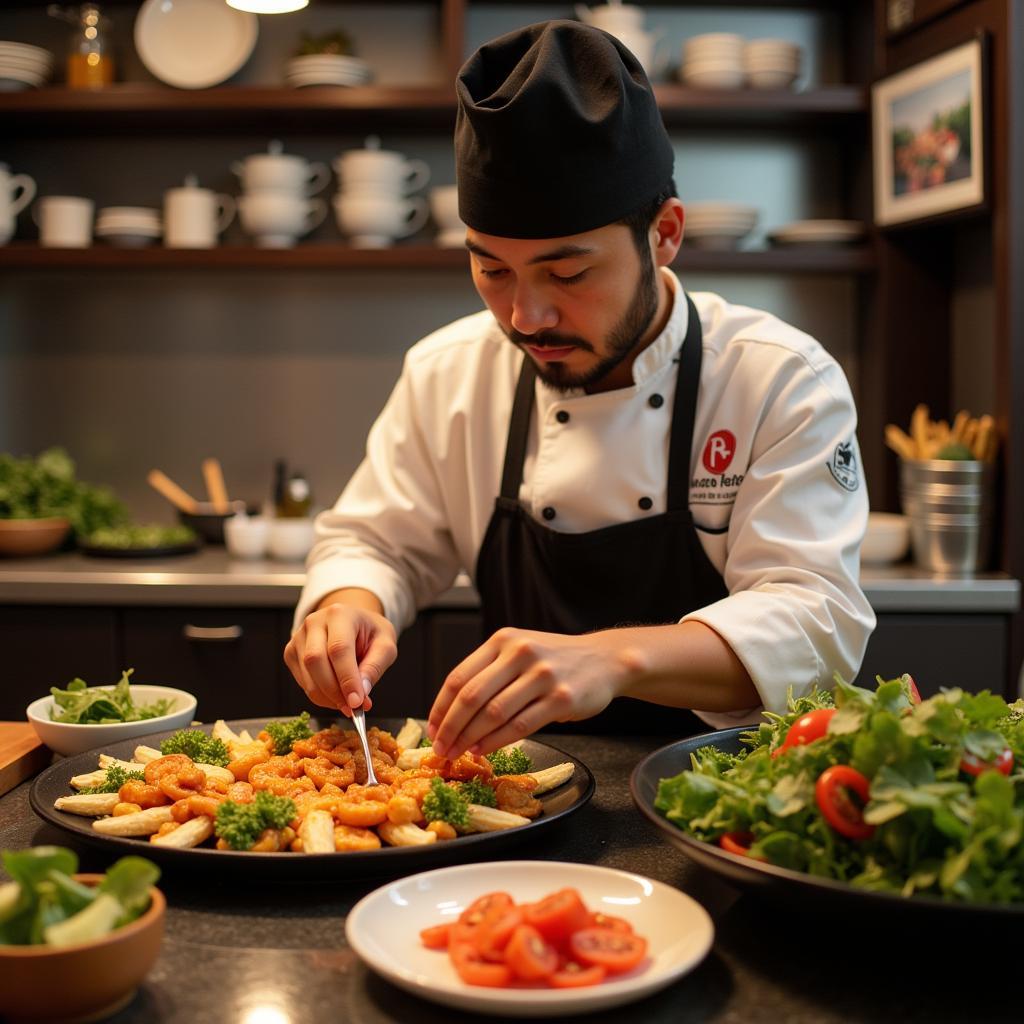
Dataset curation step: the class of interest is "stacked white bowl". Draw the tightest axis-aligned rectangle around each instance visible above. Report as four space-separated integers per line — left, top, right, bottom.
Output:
234 141 329 249
683 201 759 250
0 41 53 91
95 207 162 248
743 38 802 90
332 136 430 248
285 53 372 88
680 33 744 90
429 185 465 247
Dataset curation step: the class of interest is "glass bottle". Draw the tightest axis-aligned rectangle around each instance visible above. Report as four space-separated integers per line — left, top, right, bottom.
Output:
278 472 312 518
49 4 115 89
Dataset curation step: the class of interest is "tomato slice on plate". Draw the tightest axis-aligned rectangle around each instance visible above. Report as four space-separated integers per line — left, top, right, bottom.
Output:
505 924 558 981
550 961 607 988
458 892 514 925
815 765 875 840
450 942 513 988
474 905 525 962
588 911 633 934
524 887 590 948
419 923 452 949
569 927 648 974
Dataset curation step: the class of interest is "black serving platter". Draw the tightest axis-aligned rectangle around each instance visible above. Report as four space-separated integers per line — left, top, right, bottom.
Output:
30 716 595 881
78 540 201 558
631 727 1024 919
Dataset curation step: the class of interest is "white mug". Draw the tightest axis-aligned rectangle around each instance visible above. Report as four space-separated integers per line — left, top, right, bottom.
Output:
238 193 327 248
429 185 462 232
0 164 36 247
232 153 331 197
334 149 430 195
34 195 94 248
334 192 429 248
164 184 235 249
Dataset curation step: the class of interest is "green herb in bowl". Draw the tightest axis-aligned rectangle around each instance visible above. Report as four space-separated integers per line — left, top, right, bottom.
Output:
82 523 197 550
49 669 173 724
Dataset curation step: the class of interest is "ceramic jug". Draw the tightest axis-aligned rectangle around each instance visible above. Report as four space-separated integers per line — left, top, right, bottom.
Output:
0 164 36 246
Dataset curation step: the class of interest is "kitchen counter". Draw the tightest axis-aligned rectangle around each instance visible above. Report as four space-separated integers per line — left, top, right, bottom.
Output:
1 731 1019 1024
0 550 1019 613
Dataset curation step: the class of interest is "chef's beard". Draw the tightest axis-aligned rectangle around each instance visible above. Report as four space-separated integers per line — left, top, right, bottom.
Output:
503 246 660 393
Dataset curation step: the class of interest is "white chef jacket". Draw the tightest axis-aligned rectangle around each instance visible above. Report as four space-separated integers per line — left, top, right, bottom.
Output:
296 269 875 726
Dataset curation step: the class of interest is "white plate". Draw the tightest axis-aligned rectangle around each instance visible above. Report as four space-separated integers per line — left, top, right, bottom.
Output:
134 0 257 90
0 67 46 84
0 41 53 60
346 860 714 1017
769 219 865 243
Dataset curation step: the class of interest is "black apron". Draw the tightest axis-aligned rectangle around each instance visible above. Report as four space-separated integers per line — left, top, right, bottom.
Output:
475 293 729 735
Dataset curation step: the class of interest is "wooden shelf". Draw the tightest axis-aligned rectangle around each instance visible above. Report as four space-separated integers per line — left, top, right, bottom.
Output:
0 243 875 274
0 83 866 135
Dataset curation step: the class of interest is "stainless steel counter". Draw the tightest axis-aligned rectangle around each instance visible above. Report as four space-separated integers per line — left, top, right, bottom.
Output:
0 550 1018 613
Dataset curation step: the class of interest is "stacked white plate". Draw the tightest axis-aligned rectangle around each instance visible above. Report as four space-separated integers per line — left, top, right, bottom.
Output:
684 201 759 250
743 38 802 90
680 33 744 91
95 206 162 248
285 54 372 88
767 219 866 247
0 41 54 91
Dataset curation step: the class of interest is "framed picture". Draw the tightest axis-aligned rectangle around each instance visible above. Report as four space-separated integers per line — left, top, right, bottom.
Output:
872 36 986 228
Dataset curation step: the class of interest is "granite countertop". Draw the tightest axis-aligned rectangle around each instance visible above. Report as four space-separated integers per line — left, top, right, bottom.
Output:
1 732 1020 1023
0 549 1019 613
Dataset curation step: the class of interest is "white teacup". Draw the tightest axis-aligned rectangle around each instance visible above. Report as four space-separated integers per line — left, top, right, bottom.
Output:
575 3 646 32
224 513 271 560
232 151 330 197
610 27 665 78
238 193 327 248
34 195 93 248
429 185 462 231
267 517 316 562
164 183 235 249
0 164 36 247
333 149 430 195
334 192 429 248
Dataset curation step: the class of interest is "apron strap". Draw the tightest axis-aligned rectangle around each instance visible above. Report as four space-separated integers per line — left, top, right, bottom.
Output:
500 355 538 500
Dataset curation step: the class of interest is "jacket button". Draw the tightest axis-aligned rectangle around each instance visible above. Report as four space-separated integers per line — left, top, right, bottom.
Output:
556 410 570 423
648 393 664 409
542 506 557 521
638 496 653 511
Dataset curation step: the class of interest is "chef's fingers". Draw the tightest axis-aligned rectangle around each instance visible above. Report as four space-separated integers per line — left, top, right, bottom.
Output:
465 697 561 757
284 625 339 710
354 627 398 709
427 632 505 741
321 605 372 712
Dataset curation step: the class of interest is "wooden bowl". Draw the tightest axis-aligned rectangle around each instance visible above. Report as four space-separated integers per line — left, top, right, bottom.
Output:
0 875 165 1021
0 517 71 557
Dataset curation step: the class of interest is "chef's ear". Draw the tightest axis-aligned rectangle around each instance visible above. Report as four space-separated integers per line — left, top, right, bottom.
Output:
651 197 684 268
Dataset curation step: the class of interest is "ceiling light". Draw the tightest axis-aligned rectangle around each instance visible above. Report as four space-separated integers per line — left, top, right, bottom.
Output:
227 0 309 13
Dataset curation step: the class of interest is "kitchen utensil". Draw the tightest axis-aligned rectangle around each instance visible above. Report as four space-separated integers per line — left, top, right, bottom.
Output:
231 140 330 197
147 469 199 514
34 195 94 247
351 701 378 786
202 457 229 514
0 164 36 246
347 860 714 1017
134 0 257 90
632 728 1024 919
163 175 235 249
178 501 250 545
0 517 70 556
0 722 50 796
31 718 595 879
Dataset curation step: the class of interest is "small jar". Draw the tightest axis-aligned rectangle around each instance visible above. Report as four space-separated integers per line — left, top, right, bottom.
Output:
50 3 115 89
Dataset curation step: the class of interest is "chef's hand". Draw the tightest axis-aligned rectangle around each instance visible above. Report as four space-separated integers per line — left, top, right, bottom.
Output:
283 589 397 717
427 627 624 759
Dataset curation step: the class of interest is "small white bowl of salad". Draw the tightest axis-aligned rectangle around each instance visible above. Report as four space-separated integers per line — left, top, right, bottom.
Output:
26 669 197 756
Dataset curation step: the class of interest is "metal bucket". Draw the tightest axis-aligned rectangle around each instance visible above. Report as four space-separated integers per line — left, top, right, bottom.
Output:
899 459 995 573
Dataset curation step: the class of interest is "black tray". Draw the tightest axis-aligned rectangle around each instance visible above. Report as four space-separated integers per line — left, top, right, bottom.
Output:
631 727 1024 919
30 716 595 881
78 541 200 558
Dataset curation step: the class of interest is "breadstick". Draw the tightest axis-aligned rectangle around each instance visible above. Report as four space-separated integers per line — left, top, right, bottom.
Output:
973 415 994 461
910 404 930 459
884 425 916 461
950 410 970 443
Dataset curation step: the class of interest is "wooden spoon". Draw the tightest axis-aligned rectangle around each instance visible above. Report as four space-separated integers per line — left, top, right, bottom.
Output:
202 458 230 514
147 469 199 514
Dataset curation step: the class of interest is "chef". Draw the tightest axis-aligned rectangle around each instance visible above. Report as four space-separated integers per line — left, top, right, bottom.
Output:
285 20 875 757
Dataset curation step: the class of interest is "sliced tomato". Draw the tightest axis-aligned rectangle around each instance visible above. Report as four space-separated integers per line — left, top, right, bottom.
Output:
718 831 762 859
505 924 558 981
588 911 633 934
550 962 607 988
773 709 835 758
570 927 648 974
458 892 514 926
450 942 513 988
419 923 452 949
474 906 525 962
815 765 874 840
524 888 590 948
961 747 1013 777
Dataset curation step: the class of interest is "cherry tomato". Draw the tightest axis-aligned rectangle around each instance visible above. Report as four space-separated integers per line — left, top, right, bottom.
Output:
570 927 648 974
453 891 515 946
419 923 452 949
773 709 835 758
960 747 1014 777
718 831 762 858
549 962 607 988
505 924 558 981
524 888 590 948
450 942 513 987
474 906 525 962
815 765 875 840
588 911 633 934
904 674 922 704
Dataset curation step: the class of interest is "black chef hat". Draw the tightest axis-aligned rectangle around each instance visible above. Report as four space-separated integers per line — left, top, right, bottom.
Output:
455 20 675 239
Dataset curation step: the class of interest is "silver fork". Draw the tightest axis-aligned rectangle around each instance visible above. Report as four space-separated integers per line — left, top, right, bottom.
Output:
351 678 378 785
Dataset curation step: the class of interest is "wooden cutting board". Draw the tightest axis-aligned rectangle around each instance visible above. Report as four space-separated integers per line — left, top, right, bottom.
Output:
0 723 51 796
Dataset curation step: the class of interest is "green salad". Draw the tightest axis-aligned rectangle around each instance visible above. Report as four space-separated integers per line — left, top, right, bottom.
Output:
82 523 196 550
49 669 175 724
655 675 1024 904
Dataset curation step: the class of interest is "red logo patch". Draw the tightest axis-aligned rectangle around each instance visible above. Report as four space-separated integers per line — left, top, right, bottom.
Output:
702 430 736 474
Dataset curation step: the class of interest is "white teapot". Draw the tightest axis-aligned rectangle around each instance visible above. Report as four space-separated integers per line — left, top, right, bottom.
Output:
575 2 646 34
0 164 36 247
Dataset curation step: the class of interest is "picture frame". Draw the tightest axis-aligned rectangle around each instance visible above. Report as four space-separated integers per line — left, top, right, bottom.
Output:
872 36 987 228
